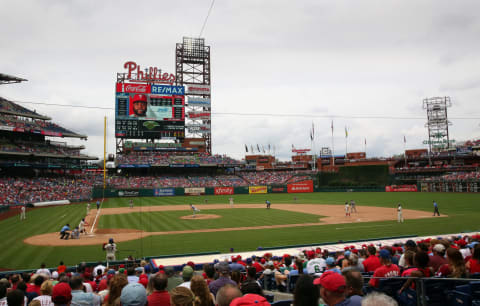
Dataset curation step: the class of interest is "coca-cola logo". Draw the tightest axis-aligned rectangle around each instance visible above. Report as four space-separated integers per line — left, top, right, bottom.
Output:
125 84 148 93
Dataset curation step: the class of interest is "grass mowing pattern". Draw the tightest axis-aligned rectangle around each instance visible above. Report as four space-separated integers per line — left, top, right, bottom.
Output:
0 192 479 269
98 209 323 232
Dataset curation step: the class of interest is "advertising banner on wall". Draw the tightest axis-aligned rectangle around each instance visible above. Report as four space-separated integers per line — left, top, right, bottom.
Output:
287 180 314 193
188 97 211 105
184 187 206 195
249 186 268 194
214 187 234 195
154 188 175 196
269 186 287 193
187 85 210 95
385 185 418 192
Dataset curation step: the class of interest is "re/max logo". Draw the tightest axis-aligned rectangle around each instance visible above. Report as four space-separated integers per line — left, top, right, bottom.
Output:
151 85 185 95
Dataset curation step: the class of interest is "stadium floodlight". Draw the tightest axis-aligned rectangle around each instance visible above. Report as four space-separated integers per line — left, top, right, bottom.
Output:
423 96 452 153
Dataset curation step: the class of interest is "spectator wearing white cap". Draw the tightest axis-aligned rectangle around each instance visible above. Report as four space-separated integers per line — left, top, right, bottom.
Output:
428 244 447 273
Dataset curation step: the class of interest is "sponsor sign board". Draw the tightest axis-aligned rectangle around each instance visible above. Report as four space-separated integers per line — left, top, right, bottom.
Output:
270 186 287 193
0 126 14 131
118 190 140 197
287 180 314 193
184 187 205 195
188 97 210 105
214 187 234 195
188 112 211 119
249 186 267 194
385 185 418 192
187 84 210 95
154 188 175 196
151 85 184 95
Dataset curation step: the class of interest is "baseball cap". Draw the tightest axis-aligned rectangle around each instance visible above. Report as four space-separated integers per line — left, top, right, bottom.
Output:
52 271 59 279
52 282 72 304
344 251 351 258
379 249 391 259
132 94 147 103
230 294 271 306
313 271 346 292
120 283 147 306
326 257 335 265
217 262 230 273
468 242 479 248
182 266 194 279
297 252 305 260
433 244 446 252
405 240 416 248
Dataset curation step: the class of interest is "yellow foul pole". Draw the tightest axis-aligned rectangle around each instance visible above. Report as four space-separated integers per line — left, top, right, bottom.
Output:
103 116 106 189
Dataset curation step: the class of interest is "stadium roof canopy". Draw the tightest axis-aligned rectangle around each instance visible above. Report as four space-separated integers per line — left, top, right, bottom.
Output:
0 73 27 85
0 96 51 120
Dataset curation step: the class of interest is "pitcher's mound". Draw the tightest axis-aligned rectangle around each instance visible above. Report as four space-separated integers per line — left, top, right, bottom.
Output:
180 214 221 220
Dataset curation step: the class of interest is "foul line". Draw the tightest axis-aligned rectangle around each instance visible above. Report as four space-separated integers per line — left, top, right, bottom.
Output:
89 199 103 235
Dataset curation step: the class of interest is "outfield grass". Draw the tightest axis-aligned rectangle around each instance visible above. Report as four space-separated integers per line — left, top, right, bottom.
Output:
98 209 323 232
0 192 479 270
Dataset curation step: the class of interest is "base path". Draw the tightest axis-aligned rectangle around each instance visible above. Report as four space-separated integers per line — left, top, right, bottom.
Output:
24 204 444 246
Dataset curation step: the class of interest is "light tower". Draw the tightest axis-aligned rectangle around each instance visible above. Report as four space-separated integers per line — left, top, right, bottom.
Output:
423 96 452 152
175 37 212 154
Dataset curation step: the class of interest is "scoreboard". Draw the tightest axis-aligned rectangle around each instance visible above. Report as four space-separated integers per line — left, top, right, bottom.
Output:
115 83 185 139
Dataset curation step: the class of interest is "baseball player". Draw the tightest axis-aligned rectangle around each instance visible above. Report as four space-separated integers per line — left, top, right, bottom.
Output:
350 200 357 213
397 204 404 223
229 197 234 207
86 203 90 215
129 199 134 209
345 201 350 217
265 200 271 209
104 238 117 262
433 200 440 216
96 200 100 210
20 205 26 221
79 218 86 234
190 204 200 217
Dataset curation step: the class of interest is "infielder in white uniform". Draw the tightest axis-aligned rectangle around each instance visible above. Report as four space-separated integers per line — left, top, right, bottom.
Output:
345 202 350 217
79 218 86 234
129 199 134 209
350 200 357 213
86 203 90 215
20 206 26 220
397 203 404 223
229 197 234 207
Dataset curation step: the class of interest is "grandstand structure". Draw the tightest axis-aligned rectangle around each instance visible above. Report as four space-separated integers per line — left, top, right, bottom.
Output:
0 73 98 204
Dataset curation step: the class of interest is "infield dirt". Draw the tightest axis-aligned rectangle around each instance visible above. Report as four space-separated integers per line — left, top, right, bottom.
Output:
24 204 444 246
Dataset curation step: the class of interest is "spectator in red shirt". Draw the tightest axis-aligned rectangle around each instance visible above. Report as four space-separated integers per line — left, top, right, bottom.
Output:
147 273 170 306
363 246 381 273
428 244 448 273
57 261 67 274
252 257 265 273
466 244 480 275
368 249 400 288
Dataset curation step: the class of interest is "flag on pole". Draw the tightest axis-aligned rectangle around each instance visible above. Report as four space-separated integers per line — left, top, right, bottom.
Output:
250 145 254 153
365 138 366 146
262 145 265 153
245 144 248 153
268 144 271 152
331 120 334 136
345 126 348 138
404 136 406 143
257 144 260 153
310 122 315 141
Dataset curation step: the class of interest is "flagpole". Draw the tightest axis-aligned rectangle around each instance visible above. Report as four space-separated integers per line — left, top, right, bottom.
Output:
345 127 348 160
404 136 407 167
331 120 335 169
364 138 367 158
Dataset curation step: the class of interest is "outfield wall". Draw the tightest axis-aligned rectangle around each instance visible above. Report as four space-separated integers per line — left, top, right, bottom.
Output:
91 180 386 198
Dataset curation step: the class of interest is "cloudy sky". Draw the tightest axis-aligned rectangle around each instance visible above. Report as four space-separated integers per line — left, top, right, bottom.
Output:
1 0 479 161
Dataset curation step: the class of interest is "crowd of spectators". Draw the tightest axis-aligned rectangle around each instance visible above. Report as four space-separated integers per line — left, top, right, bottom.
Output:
2 234 479 305
0 97 39 117
0 175 102 205
421 171 480 182
116 153 243 166
0 114 77 135
0 139 83 157
239 172 296 185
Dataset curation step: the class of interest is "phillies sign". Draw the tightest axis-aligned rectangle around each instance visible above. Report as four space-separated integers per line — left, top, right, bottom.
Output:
123 61 175 85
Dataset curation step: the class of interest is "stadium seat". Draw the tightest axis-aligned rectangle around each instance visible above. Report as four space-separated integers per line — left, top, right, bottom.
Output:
377 278 406 299
423 278 456 306
271 300 292 306
287 274 299 293
264 294 275 303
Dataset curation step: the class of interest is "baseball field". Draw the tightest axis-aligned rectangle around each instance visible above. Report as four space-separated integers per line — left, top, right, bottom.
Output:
1 192 479 270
